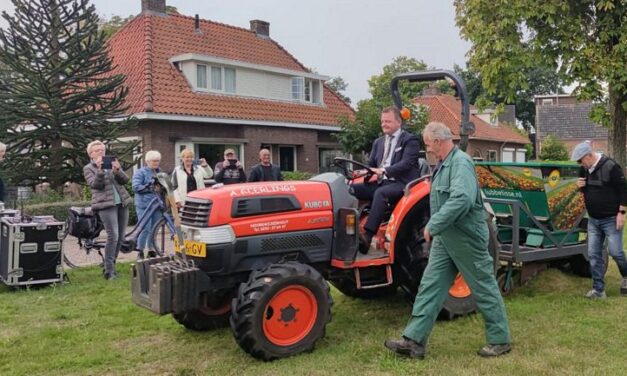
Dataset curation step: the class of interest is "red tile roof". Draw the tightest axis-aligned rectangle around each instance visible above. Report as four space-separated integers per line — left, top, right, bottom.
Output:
413 95 529 144
107 13 354 126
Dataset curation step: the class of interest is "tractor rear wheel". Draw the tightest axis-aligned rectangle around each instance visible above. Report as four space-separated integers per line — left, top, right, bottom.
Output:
173 292 232 331
230 262 333 361
396 204 498 320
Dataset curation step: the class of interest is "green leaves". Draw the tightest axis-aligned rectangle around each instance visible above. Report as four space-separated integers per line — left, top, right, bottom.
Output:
455 0 627 164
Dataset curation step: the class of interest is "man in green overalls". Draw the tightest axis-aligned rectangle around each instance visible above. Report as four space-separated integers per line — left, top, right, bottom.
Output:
385 122 511 359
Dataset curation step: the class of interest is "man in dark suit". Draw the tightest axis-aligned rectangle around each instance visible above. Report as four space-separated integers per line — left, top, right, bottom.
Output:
352 107 421 253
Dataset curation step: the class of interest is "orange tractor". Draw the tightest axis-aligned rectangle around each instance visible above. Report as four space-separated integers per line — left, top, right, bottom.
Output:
131 70 486 360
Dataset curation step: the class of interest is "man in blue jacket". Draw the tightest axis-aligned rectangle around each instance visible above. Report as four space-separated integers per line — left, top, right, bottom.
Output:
352 107 421 253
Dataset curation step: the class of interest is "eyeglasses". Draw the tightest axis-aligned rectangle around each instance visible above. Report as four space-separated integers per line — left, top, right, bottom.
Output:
226 153 234 156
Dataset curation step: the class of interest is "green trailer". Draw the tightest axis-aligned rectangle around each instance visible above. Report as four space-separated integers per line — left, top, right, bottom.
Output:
476 161 598 293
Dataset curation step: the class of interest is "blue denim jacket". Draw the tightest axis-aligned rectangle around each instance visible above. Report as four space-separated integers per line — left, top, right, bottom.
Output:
132 167 159 209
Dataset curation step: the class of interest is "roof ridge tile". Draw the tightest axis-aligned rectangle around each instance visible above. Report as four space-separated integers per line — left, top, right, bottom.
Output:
142 16 154 112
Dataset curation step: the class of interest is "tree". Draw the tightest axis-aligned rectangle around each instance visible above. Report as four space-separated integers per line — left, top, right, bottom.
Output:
334 56 430 154
455 0 627 166
539 135 569 161
0 0 138 190
455 64 564 132
99 14 134 39
99 6 178 39
325 76 351 104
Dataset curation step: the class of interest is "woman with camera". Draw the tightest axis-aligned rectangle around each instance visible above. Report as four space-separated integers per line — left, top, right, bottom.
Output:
214 148 246 185
132 150 163 258
83 140 132 280
171 148 213 208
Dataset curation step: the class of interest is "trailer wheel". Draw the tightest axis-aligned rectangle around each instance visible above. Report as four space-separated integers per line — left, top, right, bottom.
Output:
173 292 232 331
230 262 333 361
570 247 609 278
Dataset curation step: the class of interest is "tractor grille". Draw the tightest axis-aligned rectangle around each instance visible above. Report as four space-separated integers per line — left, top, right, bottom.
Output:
261 234 325 252
180 198 212 227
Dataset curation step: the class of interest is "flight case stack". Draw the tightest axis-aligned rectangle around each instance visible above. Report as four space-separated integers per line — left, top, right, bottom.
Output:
0 215 65 287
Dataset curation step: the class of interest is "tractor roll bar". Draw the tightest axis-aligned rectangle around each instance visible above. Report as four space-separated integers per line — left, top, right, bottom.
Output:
390 70 475 152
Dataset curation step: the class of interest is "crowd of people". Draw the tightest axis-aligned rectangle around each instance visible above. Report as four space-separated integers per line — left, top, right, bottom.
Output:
82 144 283 280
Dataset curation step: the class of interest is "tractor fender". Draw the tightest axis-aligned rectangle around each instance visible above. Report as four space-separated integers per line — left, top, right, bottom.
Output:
385 180 430 260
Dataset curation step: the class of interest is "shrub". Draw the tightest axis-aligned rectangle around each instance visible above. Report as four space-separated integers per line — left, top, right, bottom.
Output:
282 171 314 181
539 135 569 161
23 201 90 222
23 201 137 225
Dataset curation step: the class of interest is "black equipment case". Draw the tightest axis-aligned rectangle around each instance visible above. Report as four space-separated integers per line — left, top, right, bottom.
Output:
0 217 65 286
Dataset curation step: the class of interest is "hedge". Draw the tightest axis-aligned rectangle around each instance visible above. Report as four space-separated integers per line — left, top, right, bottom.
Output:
23 200 138 225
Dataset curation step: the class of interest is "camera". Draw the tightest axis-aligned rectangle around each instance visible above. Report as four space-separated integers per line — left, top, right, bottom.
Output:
227 159 238 168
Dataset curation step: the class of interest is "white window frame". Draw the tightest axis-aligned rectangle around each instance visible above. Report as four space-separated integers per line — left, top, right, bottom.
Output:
515 148 526 163
279 145 297 171
292 77 304 101
487 150 497 162
201 66 236 93
196 64 207 89
502 148 515 163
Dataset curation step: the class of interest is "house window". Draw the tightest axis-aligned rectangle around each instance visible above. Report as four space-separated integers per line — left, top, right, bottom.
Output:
541 99 553 105
197 64 207 89
502 148 515 162
197 143 243 170
319 148 347 173
279 146 296 171
225 68 236 93
292 77 304 100
516 148 526 162
211 66 222 90
304 79 312 102
488 150 497 162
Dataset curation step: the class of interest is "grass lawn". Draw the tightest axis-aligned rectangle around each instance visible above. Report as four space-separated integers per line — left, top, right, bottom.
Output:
1 261 627 375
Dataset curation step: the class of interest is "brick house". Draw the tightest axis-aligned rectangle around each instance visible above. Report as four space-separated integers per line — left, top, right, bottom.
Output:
534 94 609 156
414 93 529 162
107 0 354 174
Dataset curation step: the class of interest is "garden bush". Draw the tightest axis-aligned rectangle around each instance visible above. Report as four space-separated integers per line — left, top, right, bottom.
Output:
282 171 314 181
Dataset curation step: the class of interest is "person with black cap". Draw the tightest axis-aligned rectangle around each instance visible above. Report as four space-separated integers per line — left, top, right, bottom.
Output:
571 140 627 298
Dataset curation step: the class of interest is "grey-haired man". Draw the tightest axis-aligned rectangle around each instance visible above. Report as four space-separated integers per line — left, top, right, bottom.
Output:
571 141 627 298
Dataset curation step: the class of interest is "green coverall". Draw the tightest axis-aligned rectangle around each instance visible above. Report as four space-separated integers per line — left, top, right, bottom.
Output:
402 147 511 345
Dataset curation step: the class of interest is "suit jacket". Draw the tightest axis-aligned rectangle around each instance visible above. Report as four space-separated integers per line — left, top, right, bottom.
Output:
368 131 421 185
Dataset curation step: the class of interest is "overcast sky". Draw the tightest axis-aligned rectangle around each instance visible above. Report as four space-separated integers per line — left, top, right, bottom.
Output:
0 0 470 105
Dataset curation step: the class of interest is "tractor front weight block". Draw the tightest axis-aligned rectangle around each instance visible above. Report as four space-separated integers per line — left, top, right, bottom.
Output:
131 256 207 315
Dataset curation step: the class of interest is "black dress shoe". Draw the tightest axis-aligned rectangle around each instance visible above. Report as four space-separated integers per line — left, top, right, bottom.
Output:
358 232 373 254
384 337 426 359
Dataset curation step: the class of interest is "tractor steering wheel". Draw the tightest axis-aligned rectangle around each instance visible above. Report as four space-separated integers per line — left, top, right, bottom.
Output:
332 157 377 182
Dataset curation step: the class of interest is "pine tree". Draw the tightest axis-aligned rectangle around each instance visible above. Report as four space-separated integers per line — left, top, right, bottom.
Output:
0 0 138 190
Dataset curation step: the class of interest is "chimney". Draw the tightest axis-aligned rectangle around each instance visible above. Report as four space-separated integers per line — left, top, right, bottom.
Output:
195 14 201 33
141 0 166 15
421 85 441 96
250 20 270 38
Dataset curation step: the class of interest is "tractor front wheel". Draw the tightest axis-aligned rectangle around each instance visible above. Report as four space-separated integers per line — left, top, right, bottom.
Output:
173 292 232 331
230 262 333 361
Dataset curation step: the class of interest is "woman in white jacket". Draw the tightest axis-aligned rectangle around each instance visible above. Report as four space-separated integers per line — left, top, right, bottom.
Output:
171 149 213 208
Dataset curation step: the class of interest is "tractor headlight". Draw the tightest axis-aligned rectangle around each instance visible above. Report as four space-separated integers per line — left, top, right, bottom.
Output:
181 225 235 244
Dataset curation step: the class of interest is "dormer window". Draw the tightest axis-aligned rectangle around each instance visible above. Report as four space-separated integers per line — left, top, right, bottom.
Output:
292 77 321 104
197 64 208 88
196 64 236 93
174 54 327 103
